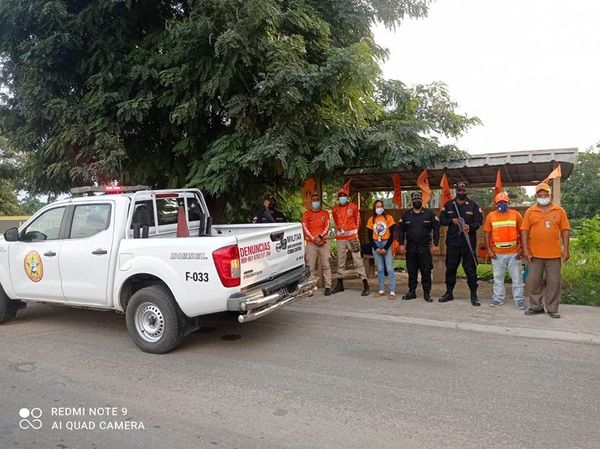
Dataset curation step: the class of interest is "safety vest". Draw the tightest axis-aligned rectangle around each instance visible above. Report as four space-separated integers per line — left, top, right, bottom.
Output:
490 209 519 250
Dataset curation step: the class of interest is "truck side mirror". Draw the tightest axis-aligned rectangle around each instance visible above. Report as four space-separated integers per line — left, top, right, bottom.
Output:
3 227 19 242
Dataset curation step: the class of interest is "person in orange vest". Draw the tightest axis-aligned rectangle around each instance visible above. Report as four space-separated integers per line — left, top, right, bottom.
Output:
302 193 332 296
483 192 525 309
331 187 370 296
520 182 571 318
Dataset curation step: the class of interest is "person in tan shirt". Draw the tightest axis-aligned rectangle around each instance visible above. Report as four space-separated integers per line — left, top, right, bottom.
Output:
520 182 570 318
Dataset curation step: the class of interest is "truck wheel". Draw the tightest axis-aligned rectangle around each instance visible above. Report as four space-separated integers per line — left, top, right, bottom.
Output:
125 285 184 354
0 287 20 324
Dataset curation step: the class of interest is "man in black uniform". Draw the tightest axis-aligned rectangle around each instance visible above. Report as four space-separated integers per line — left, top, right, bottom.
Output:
398 192 441 302
252 194 288 223
439 182 484 306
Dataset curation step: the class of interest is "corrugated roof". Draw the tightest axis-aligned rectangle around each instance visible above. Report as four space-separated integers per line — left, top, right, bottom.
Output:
343 148 578 191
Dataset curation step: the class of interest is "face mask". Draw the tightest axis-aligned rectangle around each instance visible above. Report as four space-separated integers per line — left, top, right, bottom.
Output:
412 201 422 209
497 203 508 212
375 207 384 215
268 202 276 210
537 197 551 206
457 193 467 200
311 201 320 209
339 196 348 205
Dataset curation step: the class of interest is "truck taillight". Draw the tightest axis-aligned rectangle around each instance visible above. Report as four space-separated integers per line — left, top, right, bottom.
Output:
212 245 241 288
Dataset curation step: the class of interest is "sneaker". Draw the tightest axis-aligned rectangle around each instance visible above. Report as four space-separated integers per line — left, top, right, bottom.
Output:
515 301 526 310
388 292 397 300
490 299 504 307
548 311 561 319
378 290 385 297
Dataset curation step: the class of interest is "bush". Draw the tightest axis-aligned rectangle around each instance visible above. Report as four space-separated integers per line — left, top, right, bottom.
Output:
562 215 600 306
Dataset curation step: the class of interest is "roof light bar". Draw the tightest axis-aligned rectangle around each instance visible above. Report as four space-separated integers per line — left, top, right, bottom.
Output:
70 185 150 196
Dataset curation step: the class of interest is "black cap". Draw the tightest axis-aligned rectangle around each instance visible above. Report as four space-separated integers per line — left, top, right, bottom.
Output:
455 181 468 189
411 192 423 200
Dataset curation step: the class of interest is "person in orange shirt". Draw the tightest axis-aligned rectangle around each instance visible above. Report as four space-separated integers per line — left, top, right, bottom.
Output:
366 200 397 299
331 187 370 296
483 192 525 309
521 182 570 318
302 193 332 296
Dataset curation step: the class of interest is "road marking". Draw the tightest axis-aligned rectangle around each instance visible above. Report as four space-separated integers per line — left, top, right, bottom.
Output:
286 306 600 345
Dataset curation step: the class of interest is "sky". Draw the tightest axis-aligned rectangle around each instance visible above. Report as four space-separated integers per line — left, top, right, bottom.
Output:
373 0 600 155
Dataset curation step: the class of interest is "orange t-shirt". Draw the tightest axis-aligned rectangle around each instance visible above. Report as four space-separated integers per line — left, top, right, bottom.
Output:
521 204 570 259
301 209 331 242
367 214 396 241
483 209 523 254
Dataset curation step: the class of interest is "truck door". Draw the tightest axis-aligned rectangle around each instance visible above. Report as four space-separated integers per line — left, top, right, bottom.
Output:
59 203 114 305
8 206 66 302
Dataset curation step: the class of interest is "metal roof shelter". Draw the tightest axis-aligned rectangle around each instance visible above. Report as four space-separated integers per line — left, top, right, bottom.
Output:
343 148 578 192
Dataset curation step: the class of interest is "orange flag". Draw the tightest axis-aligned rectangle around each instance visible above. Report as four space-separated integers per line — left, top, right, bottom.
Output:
392 174 402 208
301 178 316 209
417 169 431 206
440 173 452 207
494 169 502 200
544 164 562 183
342 178 352 194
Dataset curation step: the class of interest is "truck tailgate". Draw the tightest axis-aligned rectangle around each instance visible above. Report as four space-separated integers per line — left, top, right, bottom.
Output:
233 223 305 288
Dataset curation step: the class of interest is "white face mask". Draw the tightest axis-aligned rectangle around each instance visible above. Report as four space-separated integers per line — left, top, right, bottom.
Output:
537 197 551 206
375 207 384 215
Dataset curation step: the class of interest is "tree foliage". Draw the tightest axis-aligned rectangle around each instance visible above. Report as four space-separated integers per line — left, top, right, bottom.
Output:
467 186 531 208
0 0 479 220
562 146 600 220
0 135 22 215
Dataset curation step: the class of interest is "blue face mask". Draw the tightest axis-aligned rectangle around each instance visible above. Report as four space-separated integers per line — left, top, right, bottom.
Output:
339 196 348 205
312 201 320 209
497 203 508 212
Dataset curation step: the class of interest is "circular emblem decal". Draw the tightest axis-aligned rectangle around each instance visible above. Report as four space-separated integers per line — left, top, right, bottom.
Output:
375 221 388 236
24 251 43 282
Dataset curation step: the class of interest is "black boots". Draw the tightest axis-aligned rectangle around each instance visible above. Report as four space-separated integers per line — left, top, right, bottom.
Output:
332 278 369 296
439 291 454 303
361 279 370 297
402 289 417 300
324 288 331 296
470 291 480 306
423 290 432 302
331 278 344 294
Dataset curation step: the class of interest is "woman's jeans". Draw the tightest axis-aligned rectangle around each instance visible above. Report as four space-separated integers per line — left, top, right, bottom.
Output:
372 240 395 292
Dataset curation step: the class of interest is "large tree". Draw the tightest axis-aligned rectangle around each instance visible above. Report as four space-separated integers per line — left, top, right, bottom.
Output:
562 146 600 220
0 135 22 215
0 0 479 220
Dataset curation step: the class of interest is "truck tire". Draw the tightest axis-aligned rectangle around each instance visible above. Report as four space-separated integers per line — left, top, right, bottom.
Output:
125 285 184 354
0 287 21 324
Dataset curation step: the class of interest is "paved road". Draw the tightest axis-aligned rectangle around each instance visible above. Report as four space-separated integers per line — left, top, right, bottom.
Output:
1 301 598 449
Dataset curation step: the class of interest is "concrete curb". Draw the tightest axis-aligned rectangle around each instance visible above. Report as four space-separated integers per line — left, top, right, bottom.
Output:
286 305 600 345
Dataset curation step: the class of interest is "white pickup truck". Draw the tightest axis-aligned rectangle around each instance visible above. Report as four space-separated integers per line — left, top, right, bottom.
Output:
0 187 315 353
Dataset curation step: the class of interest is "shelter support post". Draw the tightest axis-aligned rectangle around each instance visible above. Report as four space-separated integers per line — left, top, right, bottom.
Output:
552 162 561 206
